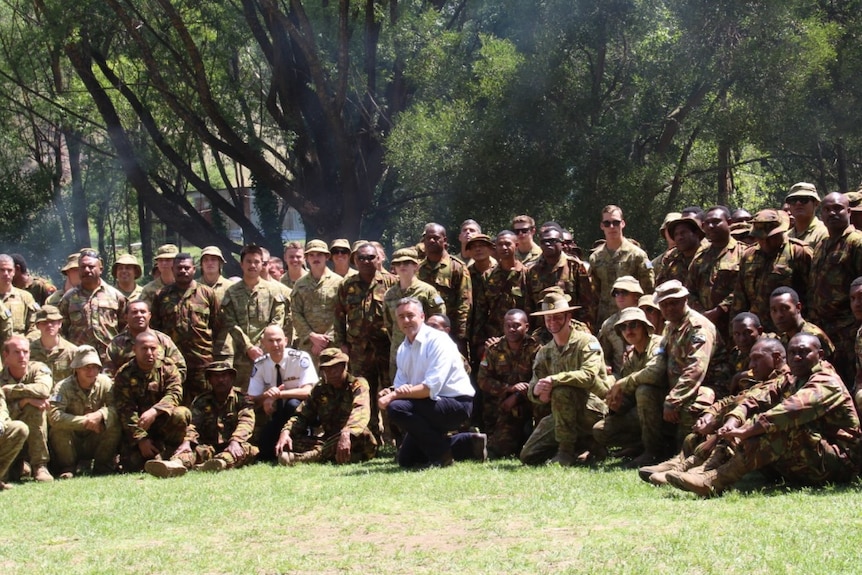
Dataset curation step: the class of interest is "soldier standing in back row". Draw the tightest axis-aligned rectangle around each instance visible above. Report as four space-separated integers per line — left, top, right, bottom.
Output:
0 254 39 336
291 240 342 367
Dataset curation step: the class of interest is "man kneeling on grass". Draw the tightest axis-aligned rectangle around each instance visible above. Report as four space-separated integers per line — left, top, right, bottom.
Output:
275 348 377 466
145 361 258 477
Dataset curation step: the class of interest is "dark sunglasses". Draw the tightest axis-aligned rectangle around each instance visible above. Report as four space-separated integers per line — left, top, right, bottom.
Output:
331 249 351 256
787 196 813 205
540 238 562 245
620 321 642 331
602 220 623 228
611 289 631 297
514 227 533 235
356 255 376 262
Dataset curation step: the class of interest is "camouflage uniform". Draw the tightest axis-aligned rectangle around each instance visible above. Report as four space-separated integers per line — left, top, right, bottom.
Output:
807 225 862 388
0 361 53 468
151 280 219 402
113 357 189 471
477 262 528 340
28 336 78 383
466 261 495 360
20 276 57 306
516 243 543 267
138 277 167 307
105 329 187 381
597 311 628 377
477 335 541 457
291 268 342 366
731 363 860 485
776 320 835 361
202 275 235 304
217 279 288 392
520 328 608 464
593 334 668 454
268 279 296 342
418 253 472 344
282 373 377 463
730 237 812 333
117 284 143 301
173 388 258 469
383 278 445 382
281 270 307 291
48 373 120 475
58 280 128 362
788 218 828 249
0 287 38 336
687 237 743 335
0 300 12 346
589 238 654 328
525 255 593 329
0 388 28 482
334 271 397 438
655 247 694 286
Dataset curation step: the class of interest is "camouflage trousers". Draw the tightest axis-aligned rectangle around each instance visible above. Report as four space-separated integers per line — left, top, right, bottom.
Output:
828 324 857 393
519 388 606 465
672 386 716 448
483 394 532 458
593 385 670 454
737 427 859 485
120 406 192 472
286 428 378 464
349 342 390 442
232 355 255 394
182 366 211 408
9 403 49 467
173 441 259 470
0 421 28 480
50 421 122 475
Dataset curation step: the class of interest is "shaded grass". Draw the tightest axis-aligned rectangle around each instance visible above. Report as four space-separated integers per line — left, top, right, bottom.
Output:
2 456 861 574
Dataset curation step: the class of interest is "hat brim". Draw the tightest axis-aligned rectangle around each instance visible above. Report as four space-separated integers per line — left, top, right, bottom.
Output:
530 304 581 317
666 219 705 239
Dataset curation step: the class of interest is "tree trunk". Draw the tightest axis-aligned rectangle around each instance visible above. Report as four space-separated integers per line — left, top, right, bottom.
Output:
66 130 91 247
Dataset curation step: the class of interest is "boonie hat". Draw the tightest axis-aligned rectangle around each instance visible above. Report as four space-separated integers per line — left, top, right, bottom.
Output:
653 280 690 304
666 214 705 239
71 345 102 369
304 239 330 255
638 294 660 311
466 234 495 249
391 248 420 265
112 253 143 279
205 361 237 377
319 348 349 367
530 287 580 316
614 306 655 336
611 275 644 296
785 182 820 203
154 244 180 260
330 239 351 252
61 253 80 274
659 212 682 234
749 209 790 239
35 305 63 323
200 246 227 263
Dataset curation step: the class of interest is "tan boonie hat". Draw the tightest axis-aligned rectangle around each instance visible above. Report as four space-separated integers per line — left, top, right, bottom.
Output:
330 239 351 252
319 348 349 367
530 287 580 316
614 306 655 336
154 244 180 260
205 360 237 377
785 182 820 203
666 213 705 239
304 239 330 255
71 345 102 369
729 221 752 238
61 253 80 274
749 209 790 239
200 246 227 264
466 234 495 249
638 294 660 311
112 253 143 279
660 212 682 233
653 280 690 304
391 247 420 265
845 191 862 211
35 305 63 323
611 275 644 296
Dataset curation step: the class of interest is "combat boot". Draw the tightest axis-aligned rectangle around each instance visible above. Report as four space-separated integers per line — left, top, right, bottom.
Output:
144 459 187 479
549 443 577 467
33 465 54 482
200 458 228 473
638 452 704 484
665 453 749 497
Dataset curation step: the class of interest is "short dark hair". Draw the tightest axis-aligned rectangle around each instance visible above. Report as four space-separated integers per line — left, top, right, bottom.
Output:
732 312 761 327
240 244 264 261
770 286 800 304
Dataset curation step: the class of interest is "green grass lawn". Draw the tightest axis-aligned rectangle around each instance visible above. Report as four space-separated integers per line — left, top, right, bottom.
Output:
2 455 860 574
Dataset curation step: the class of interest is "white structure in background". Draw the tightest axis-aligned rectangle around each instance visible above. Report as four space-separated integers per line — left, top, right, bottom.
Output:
191 188 305 243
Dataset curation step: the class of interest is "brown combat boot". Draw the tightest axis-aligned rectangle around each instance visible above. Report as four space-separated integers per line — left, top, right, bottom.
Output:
665 453 749 497
638 452 704 484
33 465 54 482
144 459 187 479
549 443 578 467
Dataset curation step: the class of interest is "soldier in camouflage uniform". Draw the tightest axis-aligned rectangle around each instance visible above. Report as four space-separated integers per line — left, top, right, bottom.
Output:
10 253 56 306
723 312 765 395
48 346 120 477
786 182 828 249
594 307 668 466
138 243 179 306
45 253 80 307
589 205 654 329
333 243 396 440
521 289 609 466
281 241 308 290
217 244 288 393
477 309 541 458
0 254 39 336
526 225 593 330
0 336 53 482
769 287 834 360
688 206 743 342
851 278 862 396
29 305 78 384
291 240 343 367
276 348 376 465
112 253 143 301
146 361 258 477
199 246 236 303
465 234 497 364
511 215 543 266
730 209 812 333
114 332 189 473
477 231 529 342
329 239 356 278
151 253 219 404
596 276 643 377
0 385 28 490
807 192 862 389
651 213 681 281
418 223 472 354
655 214 704 286
106 300 187 380
0 300 12 350
58 249 128 362
667 334 861 496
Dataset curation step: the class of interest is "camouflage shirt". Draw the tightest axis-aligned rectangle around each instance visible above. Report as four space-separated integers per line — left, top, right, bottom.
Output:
528 328 608 400
201 275 235 303
477 261 528 340
186 388 255 447
655 247 695 286
218 279 287 358
334 271 397 350
48 373 116 431
106 328 187 379
525 254 593 328
0 361 52 403
418 253 472 341
28 336 78 383
291 268 342 354
516 242 543 267
466 261 496 353
138 277 167 307
616 334 666 395
589 238 654 327
597 310 628 377
478 335 541 398
20 276 57 306
151 280 219 369
116 284 143 301
283 373 371 438
688 237 743 314
0 286 38 336
777 320 835 360
280 270 307 291
0 299 12 345
661 307 716 412
58 280 128 360
114 357 184 443
788 218 829 249
808 225 862 334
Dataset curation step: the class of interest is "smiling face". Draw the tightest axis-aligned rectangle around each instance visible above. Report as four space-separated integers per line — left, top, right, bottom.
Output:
396 301 425 342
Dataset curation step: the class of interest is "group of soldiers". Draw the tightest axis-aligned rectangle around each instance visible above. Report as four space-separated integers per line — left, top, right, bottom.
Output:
2 179 862 497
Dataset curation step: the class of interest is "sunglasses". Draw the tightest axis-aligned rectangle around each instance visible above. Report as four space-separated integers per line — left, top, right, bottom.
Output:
602 220 623 228
331 249 351 256
79 249 100 259
514 227 533 235
540 238 562 245
787 196 813 205
620 321 642 331
612 289 631 297
356 255 377 262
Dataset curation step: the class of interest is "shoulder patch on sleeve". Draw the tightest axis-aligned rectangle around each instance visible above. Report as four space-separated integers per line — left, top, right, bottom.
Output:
50 393 62 403
433 295 444 306
589 342 602 351
645 260 653 269
654 346 665 356
300 357 310 369
39 365 52 375
691 334 706 345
